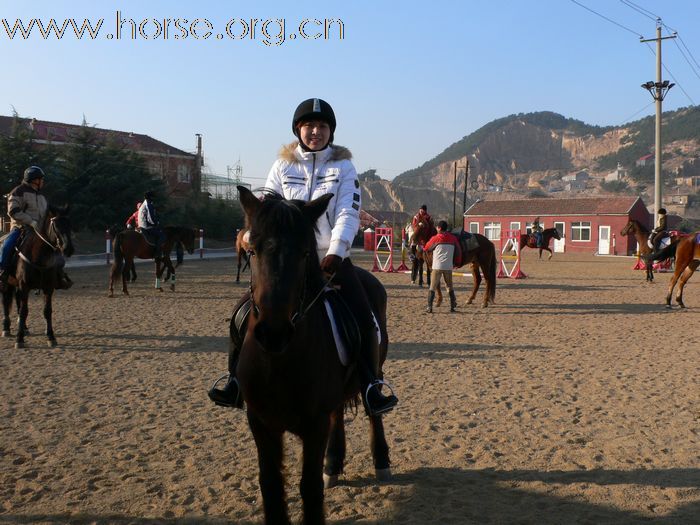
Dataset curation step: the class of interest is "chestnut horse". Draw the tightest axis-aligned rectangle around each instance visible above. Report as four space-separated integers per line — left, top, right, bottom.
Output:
1 208 74 348
235 227 251 283
647 232 700 308
234 186 391 524
108 226 196 297
519 227 561 260
426 232 497 308
408 221 437 287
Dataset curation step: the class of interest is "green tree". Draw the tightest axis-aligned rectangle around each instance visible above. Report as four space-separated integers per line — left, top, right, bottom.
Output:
0 114 59 196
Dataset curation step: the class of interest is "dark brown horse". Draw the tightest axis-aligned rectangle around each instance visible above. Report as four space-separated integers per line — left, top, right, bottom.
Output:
408 221 437 287
426 232 497 308
1 208 74 348
235 186 391 524
647 232 700 308
519 227 561 260
235 227 251 283
620 219 679 283
108 226 196 297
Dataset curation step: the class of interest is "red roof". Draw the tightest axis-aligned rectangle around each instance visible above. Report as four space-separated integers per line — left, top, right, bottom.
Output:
465 196 644 217
0 115 194 157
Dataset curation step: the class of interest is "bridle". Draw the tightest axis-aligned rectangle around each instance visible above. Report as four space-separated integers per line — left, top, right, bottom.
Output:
248 248 332 329
18 217 68 269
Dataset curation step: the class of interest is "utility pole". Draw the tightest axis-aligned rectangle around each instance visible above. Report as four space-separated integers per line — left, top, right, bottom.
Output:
640 20 675 226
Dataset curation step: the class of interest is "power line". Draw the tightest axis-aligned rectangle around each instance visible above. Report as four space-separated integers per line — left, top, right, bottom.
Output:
569 0 643 37
619 101 655 124
619 0 658 21
671 38 700 82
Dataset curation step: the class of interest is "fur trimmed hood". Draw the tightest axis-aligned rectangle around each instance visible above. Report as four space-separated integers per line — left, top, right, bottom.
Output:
279 142 352 163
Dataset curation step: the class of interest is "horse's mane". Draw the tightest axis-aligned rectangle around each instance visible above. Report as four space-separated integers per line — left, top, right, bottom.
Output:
631 220 650 233
252 194 320 256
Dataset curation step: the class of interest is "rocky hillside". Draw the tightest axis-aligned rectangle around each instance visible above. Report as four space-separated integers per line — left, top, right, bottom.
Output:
361 107 700 222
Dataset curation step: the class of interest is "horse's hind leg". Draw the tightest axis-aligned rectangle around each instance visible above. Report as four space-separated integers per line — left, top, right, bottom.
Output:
43 292 57 347
466 262 482 306
247 413 290 525
15 291 29 349
676 263 698 308
370 414 392 481
324 407 346 488
666 269 682 308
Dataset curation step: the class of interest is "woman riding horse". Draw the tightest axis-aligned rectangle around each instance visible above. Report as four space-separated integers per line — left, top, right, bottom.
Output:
209 98 398 417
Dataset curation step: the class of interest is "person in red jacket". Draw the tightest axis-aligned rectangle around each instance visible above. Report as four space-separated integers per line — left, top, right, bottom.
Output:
411 204 434 231
125 202 140 229
424 220 461 313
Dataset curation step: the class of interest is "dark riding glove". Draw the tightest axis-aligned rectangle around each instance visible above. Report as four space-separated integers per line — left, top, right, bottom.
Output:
320 254 343 278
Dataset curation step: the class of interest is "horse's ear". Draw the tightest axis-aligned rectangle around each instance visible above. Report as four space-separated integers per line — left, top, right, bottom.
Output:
238 186 261 220
304 193 333 224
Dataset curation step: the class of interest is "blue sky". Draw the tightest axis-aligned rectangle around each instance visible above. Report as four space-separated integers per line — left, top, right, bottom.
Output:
2 0 699 186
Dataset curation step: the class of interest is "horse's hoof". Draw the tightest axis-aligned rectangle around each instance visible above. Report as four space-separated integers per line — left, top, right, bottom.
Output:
48 340 57 348
15 342 24 349
323 473 339 489
108 292 114 298
375 468 392 482
170 284 175 292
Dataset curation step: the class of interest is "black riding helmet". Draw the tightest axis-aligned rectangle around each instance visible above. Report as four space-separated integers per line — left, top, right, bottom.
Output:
23 166 45 183
292 98 336 145
144 191 155 200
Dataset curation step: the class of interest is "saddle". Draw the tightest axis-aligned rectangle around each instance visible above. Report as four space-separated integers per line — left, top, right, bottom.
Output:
451 228 479 253
648 232 670 250
231 289 362 367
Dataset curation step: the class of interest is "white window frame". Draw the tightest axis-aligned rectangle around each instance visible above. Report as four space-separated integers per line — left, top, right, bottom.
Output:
571 221 591 242
509 221 521 232
469 222 479 234
484 222 501 241
177 164 191 183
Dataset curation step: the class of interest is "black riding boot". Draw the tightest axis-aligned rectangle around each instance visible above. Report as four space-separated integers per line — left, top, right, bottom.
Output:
208 296 250 409
449 290 457 312
426 290 435 313
360 359 398 417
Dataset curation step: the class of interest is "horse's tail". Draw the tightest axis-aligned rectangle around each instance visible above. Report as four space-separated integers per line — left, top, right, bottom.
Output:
175 241 184 267
111 231 125 273
645 241 677 262
486 240 497 303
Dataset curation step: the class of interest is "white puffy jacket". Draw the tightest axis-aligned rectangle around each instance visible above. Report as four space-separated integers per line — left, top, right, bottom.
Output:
265 143 361 259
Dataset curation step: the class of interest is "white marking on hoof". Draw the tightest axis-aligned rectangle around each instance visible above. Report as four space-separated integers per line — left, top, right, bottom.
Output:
323 473 338 489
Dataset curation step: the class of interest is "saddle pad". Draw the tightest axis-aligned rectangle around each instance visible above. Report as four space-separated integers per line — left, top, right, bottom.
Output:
451 229 479 253
323 289 381 367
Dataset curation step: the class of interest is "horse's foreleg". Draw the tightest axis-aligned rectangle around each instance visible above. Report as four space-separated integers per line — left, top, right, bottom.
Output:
300 415 330 525
370 414 391 480
236 255 242 283
154 260 163 292
323 407 346 488
546 248 553 260
43 292 56 347
2 290 13 337
248 413 290 525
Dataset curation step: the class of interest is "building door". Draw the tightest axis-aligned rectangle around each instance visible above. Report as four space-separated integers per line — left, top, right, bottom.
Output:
598 225 611 255
553 222 565 253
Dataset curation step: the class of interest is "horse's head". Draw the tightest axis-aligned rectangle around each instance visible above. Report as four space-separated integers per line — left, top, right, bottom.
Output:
238 185 331 353
621 220 646 237
551 228 562 240
47 206 74 258
412 220 436 245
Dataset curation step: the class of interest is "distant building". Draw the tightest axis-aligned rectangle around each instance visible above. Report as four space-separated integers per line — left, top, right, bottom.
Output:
0 115 203 198
605 163 627 182
636 153 654 167
464 196 650 255
561 170 588 191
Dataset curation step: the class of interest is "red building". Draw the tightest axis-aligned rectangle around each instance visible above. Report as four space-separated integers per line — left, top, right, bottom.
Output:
0 116 203 198
463 196 650 255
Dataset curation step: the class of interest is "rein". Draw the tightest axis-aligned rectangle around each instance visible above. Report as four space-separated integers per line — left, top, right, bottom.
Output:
18 219 64 270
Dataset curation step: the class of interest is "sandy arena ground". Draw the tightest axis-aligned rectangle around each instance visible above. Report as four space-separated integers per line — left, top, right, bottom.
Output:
1 250 698 524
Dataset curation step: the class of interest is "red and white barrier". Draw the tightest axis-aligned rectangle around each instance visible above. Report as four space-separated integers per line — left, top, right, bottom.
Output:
497 229 526 279
371 227 396 273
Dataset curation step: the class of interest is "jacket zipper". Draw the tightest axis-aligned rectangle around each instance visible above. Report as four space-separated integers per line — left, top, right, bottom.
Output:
307 153 317 200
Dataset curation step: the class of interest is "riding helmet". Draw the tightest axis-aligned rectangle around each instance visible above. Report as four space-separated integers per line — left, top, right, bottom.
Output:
23 166 45 183
144 191 154 200
292 98 336 143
